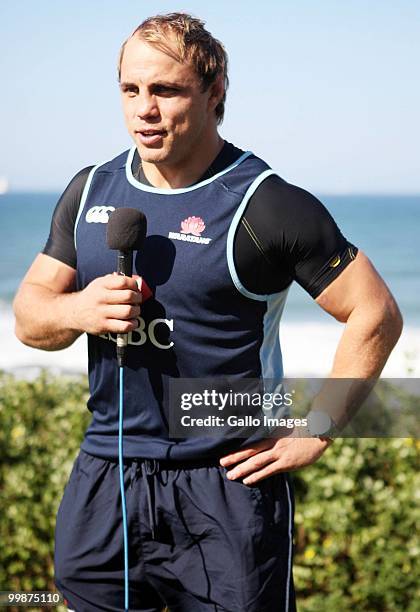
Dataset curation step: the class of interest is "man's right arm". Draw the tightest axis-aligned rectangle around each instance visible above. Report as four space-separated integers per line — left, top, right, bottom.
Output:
14 254 82 350
13 166 143 351
13 254 142 351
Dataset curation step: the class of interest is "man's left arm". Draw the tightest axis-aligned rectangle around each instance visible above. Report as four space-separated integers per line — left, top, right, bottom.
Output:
219 250 403 483
315 249 403 377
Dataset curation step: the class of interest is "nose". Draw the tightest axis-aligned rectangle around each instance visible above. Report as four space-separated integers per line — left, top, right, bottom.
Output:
135 91 159 120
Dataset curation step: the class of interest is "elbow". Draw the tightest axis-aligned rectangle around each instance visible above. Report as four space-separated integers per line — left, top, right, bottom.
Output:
349 293 403 347
370 295 403 349
14 319 35 348
12 296 26 344
13 293 37 347
385 297 403 346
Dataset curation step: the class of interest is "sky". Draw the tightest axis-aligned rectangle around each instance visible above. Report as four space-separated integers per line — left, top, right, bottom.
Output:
1 0 419 194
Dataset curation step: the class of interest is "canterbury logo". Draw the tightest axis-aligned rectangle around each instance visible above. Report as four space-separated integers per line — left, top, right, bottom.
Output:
86 206 116 223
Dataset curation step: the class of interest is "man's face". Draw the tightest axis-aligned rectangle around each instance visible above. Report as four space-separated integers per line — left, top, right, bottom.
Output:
120 35 218 167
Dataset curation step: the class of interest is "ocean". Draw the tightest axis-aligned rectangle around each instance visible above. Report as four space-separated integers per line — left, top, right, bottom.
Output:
1 192 419 377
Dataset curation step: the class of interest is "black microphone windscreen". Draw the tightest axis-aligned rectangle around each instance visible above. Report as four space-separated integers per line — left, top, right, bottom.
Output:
106 208 147 251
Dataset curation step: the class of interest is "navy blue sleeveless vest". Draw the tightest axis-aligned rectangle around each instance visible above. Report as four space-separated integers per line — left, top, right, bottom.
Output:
75 146 289 460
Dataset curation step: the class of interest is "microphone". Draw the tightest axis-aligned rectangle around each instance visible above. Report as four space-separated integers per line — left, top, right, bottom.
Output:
106 207 147 366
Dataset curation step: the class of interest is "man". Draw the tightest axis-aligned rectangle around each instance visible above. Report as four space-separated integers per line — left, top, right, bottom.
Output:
13 12 402 612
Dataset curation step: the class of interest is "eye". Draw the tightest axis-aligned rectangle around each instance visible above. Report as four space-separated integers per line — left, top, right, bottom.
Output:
154 85 179 96
121 85 138 97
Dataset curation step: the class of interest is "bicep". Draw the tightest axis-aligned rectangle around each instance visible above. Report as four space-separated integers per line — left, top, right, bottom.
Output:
19 253 77 294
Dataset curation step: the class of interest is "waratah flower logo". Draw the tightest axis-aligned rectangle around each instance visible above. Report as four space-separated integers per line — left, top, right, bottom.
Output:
180 216 206 236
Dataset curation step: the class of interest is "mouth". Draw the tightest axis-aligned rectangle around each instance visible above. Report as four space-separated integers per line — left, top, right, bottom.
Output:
135 129 167 145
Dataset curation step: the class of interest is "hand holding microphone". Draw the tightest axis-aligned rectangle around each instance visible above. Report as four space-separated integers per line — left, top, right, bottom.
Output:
73 274 142 335
70 208 147 359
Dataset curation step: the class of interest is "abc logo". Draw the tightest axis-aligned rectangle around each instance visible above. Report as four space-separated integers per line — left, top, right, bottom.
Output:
100 317 174 350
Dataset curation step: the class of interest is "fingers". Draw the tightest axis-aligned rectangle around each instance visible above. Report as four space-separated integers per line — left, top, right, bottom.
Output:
78 277 142 334
99 276 143 325
224 438 332 485
105 318 140 334
103 273 141 292
104 289 142 305
243 464 285 485
219 439 275 467
225 449 275 481
95 275 142 314
104 304 141 320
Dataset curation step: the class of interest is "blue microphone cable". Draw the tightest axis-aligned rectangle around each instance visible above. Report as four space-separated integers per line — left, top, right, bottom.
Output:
118 365 130 611
106 205 147 612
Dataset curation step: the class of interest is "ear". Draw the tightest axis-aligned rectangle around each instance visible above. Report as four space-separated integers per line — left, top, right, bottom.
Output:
207 75 224 112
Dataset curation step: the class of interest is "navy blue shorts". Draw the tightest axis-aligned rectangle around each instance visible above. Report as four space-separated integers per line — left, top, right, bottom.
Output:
54 450 296 611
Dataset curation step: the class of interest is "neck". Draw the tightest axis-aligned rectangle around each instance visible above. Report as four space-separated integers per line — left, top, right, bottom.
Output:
139 131 224 189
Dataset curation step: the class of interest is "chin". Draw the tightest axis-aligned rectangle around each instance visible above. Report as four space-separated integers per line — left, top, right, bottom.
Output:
135 142 166 162
140 147 181 166
139 150 170 164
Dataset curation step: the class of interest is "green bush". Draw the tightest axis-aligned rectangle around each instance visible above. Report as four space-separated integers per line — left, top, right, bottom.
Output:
0 371 418 611
0 371 90 611
293 437 419 611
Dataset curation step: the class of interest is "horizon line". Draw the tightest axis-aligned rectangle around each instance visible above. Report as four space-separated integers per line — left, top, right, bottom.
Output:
3 189 420 198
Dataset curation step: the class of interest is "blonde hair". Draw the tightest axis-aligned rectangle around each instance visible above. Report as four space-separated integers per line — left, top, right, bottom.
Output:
118 12 229 124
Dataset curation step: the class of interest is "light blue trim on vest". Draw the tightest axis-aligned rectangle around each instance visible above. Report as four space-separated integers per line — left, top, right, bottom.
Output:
260 289 289 382
125 145 253 194
226 169 279 301
74 162 105 249
259 289 290 421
